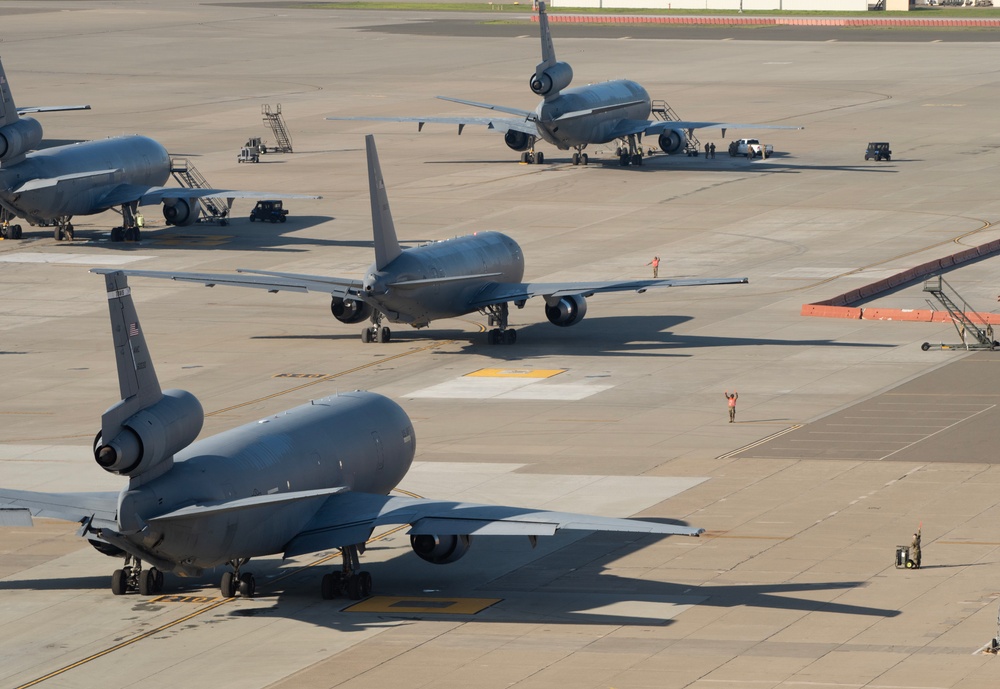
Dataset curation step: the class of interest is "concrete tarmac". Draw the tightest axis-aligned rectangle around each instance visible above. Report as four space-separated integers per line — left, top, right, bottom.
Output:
1 2 1000 688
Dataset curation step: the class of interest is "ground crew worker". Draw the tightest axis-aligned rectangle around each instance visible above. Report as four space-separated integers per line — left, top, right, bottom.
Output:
646 256 660 278
135 212 145 230
709 142 716 159
909 529 922 568
725 391 738 423
704 142 710 157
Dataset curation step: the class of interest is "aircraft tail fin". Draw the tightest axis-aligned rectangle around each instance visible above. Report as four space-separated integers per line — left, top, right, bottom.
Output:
0 55 19 127
366 134 403 271
101 271 163 425
537 1 557 70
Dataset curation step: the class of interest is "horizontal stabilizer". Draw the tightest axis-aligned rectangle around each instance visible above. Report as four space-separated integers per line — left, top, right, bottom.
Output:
93 268 363 300
17 105 91 115
0 487 119 524
149 486 348 524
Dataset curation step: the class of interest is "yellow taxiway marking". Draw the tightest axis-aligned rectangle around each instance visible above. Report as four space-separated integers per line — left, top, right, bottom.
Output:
465 368 565 379
344 596 501 615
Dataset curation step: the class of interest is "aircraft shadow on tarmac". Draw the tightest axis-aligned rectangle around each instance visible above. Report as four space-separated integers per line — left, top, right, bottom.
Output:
251 314 893 355
0 527 900 628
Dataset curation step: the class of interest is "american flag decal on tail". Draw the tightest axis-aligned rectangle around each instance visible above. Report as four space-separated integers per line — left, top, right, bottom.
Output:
128 323 139 337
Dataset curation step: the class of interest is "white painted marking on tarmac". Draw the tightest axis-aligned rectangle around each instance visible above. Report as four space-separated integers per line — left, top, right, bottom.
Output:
0 253 153 265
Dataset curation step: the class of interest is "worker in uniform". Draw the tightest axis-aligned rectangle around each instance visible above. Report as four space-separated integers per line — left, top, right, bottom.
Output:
646 256 660 278
725 391 738 423
909 530 922 569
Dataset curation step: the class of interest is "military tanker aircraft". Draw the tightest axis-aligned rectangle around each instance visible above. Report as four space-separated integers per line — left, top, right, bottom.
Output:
327 2 799 166
105 135 748 345
0 56 317 241
0 271 703 600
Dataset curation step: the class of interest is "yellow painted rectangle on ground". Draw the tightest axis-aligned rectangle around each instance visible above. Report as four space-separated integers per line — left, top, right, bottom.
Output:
466 368 565 379
344 596 501 614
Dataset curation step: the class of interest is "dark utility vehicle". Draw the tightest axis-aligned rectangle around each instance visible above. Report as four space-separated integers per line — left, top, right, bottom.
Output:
249 200 287 223
865 142 891 161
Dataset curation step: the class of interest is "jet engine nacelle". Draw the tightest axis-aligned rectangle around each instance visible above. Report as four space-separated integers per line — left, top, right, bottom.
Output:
94 389 204 477
0 117 43 162
331 296 373 324
529 61 573 97
544 294 588 327
657 129 686 155
410 534 472 565
162 197 200 226
504 130 536 153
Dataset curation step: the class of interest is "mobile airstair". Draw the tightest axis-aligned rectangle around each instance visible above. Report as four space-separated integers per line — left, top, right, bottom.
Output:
262 104 293 153
921 275 997 351
169 158 230 224
651 99 701 155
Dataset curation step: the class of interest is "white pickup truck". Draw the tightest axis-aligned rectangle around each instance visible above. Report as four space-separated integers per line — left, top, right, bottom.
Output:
728 138 773 159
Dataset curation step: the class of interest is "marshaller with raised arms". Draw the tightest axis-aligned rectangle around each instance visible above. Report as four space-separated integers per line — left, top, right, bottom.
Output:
105 135 749 345
0 272 703 600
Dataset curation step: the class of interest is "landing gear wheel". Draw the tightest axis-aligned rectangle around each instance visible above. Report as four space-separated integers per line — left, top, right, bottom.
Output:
239 572 256 598
535 151 544 164
54 226 61 241
221 571 237 598
377 326 391 343
581 153 588 165
504 329 517 345
138 568 158 595
111 569 127 595
572 153 580 165
321 572 343 600
155 569 164 591
620 153 630 167
357 571 373 598
361 327 374 343
487 329 500 345
631 154 643 166
111 227 124 242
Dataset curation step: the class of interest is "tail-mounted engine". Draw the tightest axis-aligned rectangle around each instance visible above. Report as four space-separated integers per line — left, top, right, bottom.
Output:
529 61 573 98
162 198 200 226
504 130 536 153
545 294 588 327
0 117 42 163
94 389 204 478
410 534 472 565
657 129 686 155
331 296 373 324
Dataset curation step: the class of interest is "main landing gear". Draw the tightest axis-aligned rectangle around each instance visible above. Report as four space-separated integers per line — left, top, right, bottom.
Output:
483 302 517 345
221 557 256 598
110 202 142 242
110 554 164 595
321 544 373 600
53 216 74 241
361 312 391 343
616 134 644 167
0 209 22 239
519 148 545 165
571 146 589 166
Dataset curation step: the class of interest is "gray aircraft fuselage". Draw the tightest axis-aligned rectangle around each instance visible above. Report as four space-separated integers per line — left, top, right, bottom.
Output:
536 80 651 150
115 391 414 574
364 230 524 327
0 135 169 223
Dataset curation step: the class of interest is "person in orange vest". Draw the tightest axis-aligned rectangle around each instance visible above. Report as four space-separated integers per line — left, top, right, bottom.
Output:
725 391 738 423
646 255 660 278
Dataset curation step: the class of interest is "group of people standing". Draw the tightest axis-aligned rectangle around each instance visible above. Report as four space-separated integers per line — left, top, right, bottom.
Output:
703 142 717 158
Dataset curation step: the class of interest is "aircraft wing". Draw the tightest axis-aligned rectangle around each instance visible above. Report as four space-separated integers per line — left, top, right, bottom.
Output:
92 268 364 300
636 119 802 138
16 105 91 114
327 115 538 137
466 276 749 310
283 491 702 559
0 487 118 525
96 184 320 209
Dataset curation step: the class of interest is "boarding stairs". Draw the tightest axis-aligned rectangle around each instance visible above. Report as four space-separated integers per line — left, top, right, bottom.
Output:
651 99 701 154
922 275 997 351
169 158 230 223
262 104 293 153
